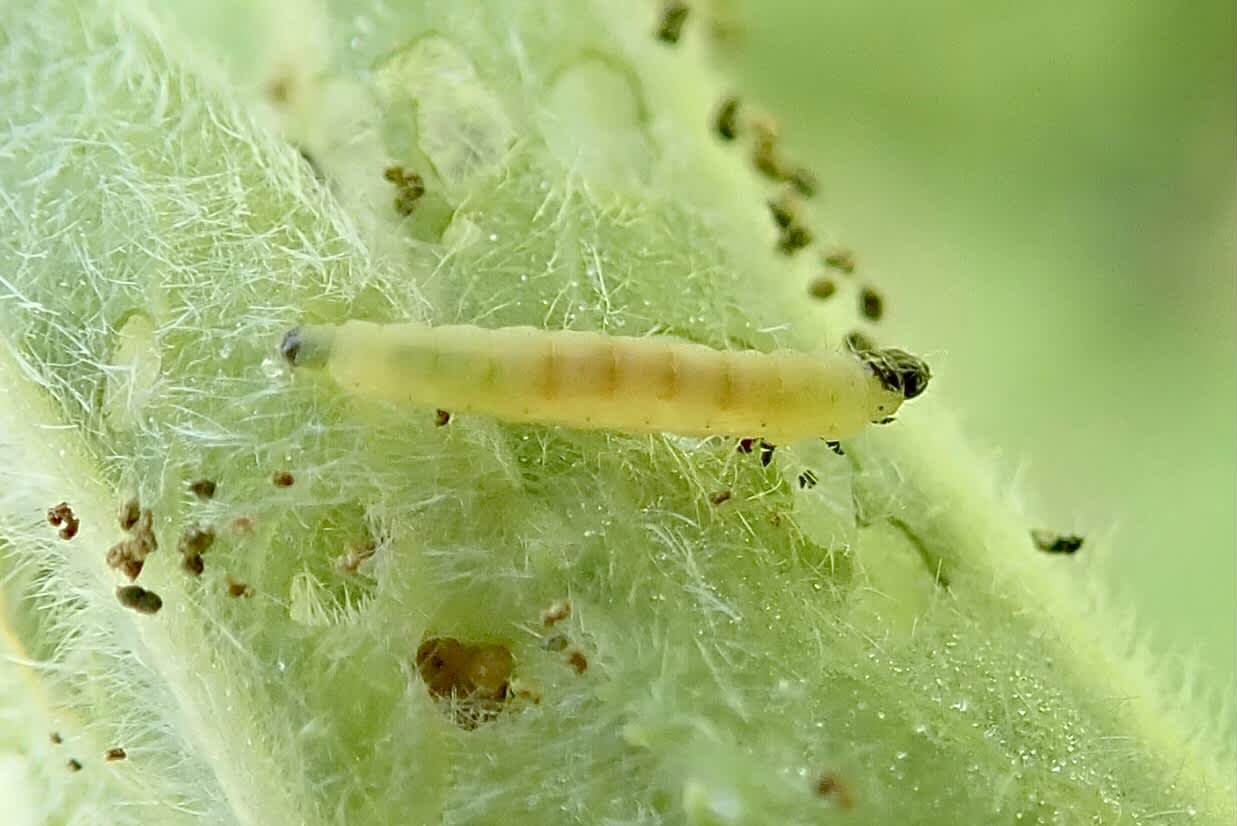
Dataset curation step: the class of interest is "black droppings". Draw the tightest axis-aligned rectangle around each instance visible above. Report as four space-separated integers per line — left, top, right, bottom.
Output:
1031 530 1084 554
824 249 856 275
188 479 217 500
656 0 690 43
116 585 162 615
859 286 884 321
715 95 740 140
808 277 837 300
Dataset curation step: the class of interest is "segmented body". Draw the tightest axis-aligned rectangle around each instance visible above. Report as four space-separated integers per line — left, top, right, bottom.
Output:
282 321 926 443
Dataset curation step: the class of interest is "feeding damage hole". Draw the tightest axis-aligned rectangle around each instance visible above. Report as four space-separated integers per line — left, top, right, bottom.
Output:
415 637 515 728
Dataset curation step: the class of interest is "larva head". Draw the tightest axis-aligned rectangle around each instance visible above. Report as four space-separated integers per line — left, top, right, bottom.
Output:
279 325 333 369
856 347 932 423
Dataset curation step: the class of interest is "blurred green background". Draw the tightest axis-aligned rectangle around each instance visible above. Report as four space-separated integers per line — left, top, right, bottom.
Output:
730 0 1236 706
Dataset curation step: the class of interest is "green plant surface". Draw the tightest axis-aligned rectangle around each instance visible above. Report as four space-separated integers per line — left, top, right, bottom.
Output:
1 1 1232 824
726 0 1237 702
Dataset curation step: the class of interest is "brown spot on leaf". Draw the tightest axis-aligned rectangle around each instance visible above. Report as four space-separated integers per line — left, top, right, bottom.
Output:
104 747 127 762
709 490 732 506
567 650 589 674
271 470 295 488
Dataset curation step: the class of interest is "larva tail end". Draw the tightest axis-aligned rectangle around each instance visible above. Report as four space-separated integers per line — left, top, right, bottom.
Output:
858 348 932 400
280 325 331 369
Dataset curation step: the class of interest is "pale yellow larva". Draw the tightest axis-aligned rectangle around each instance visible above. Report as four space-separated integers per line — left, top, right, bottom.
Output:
280 321 930 443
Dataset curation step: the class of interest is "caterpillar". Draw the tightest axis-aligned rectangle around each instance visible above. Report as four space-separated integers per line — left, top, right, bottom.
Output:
280 321 930 443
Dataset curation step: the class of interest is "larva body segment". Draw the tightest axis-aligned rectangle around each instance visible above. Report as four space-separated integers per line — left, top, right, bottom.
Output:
283 321 926 442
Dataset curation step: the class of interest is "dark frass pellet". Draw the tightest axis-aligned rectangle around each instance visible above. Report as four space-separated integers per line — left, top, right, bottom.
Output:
714 96 740 141
116 585 162 615
1031 529 1084 554
859 286 884 321
824 248 856 274
656 0 689 43
188 479 217 500
808 277 837 301
383 165 426 216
